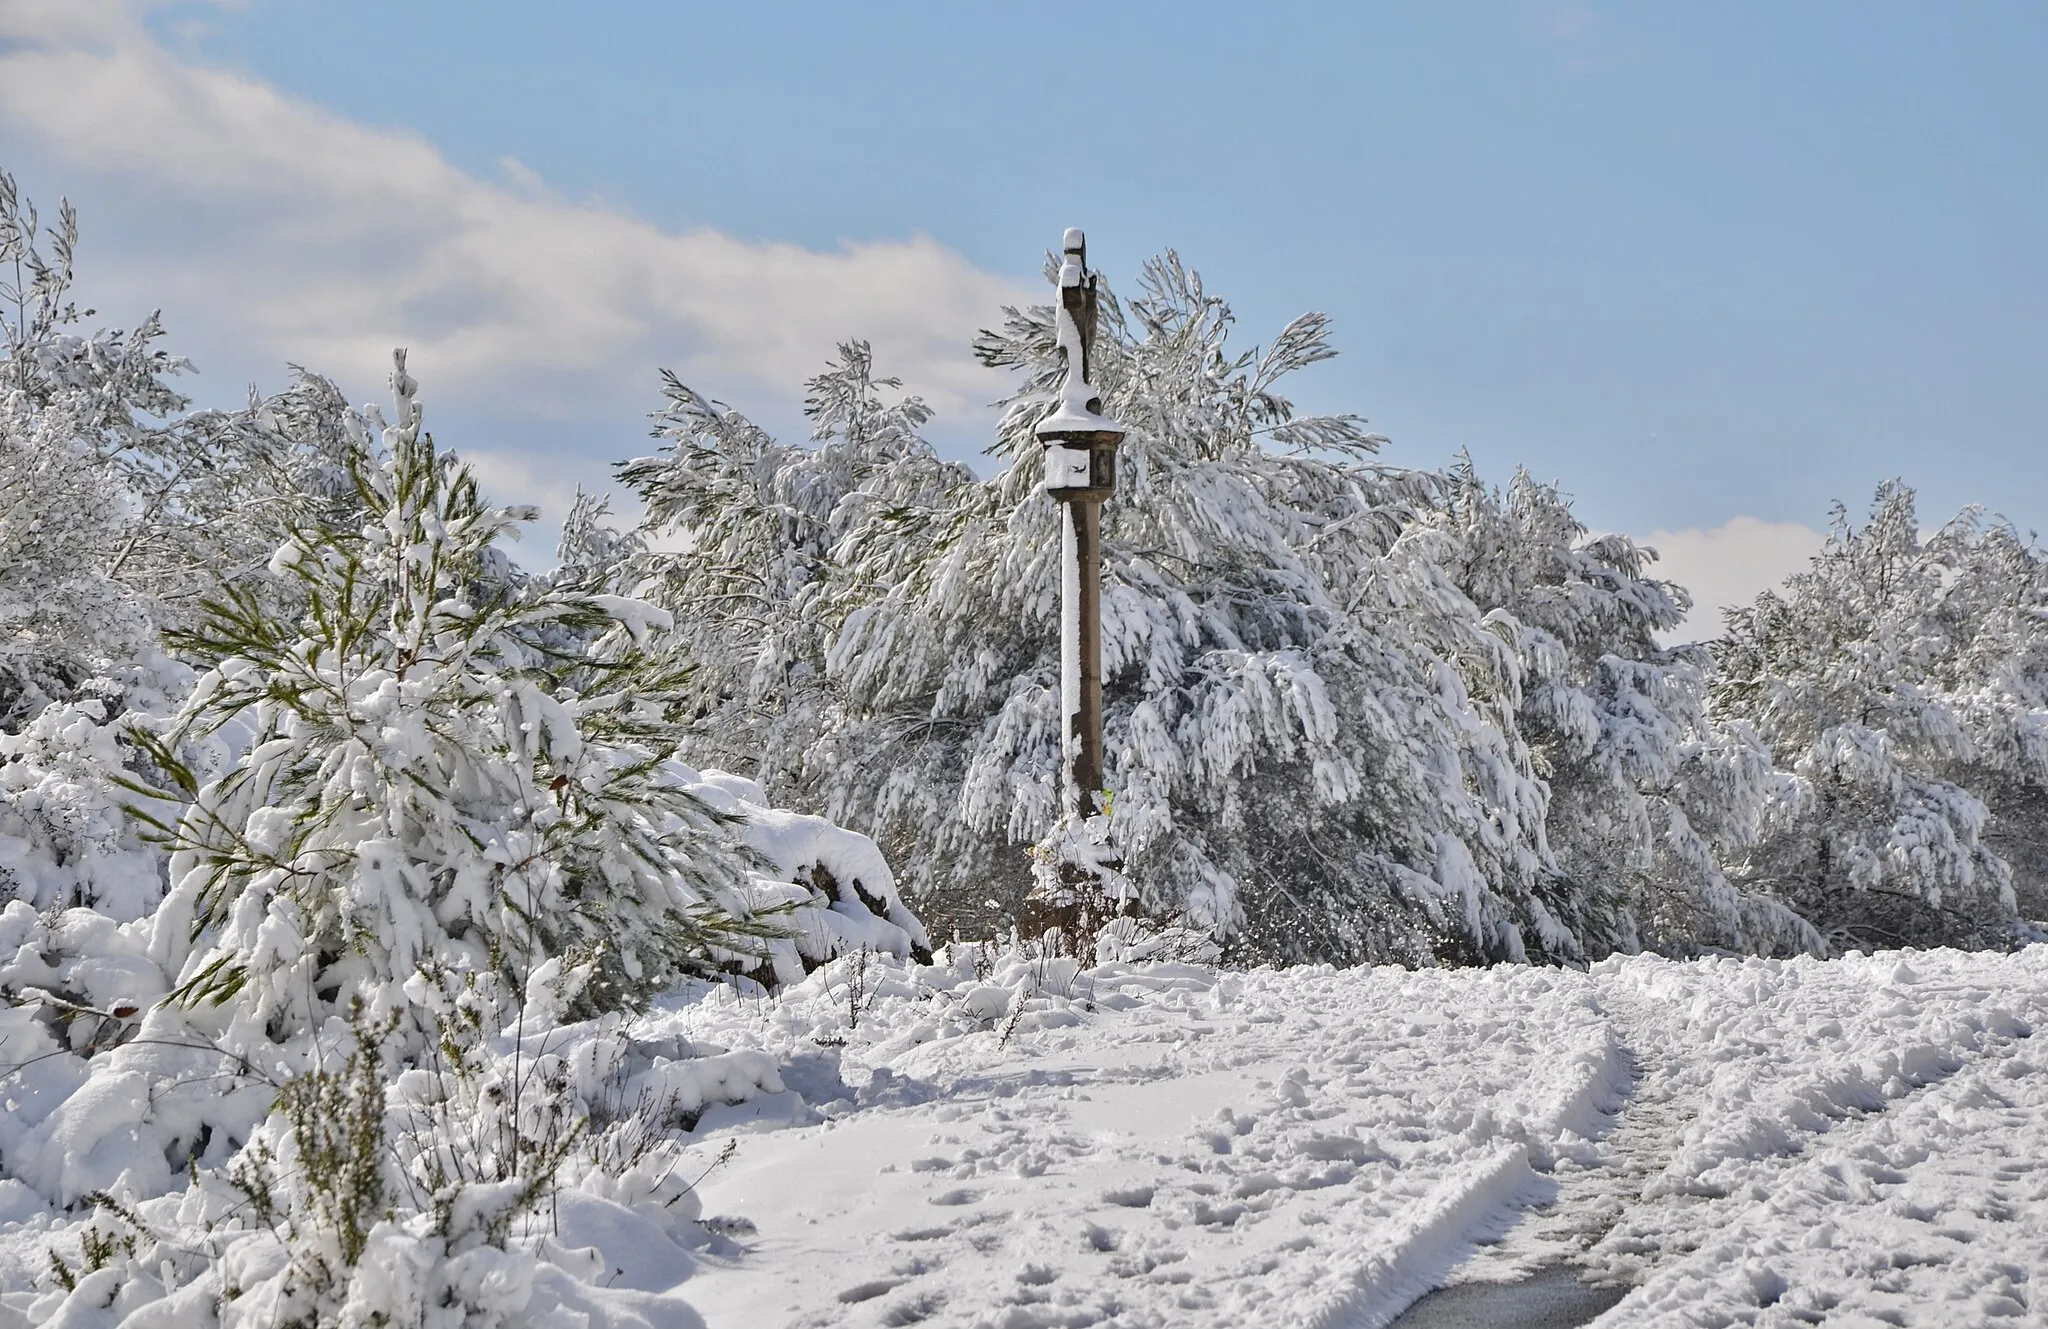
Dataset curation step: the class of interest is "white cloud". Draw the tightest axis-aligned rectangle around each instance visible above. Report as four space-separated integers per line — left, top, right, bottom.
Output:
0 0 1030 428
1640 516 1826 642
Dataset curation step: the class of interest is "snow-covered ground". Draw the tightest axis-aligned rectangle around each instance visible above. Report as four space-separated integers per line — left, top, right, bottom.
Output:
564 944 2046 1327
4 942 2044 1328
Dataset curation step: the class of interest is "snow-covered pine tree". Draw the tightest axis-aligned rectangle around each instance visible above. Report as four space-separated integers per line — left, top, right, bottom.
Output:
1433 464 1818 957
617 343 970 785
1915 512 2048 924
888 254 1561 963
635 254 1759 964
0 173 335 671
553 487 645 591
137 353 772 1046
1711 481 2039 948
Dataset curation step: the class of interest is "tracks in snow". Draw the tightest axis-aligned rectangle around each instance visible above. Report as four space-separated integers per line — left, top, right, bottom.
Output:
1429 954 2047 1308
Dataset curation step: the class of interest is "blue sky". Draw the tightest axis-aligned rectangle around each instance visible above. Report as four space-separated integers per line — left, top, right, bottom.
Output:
3 1 2044 632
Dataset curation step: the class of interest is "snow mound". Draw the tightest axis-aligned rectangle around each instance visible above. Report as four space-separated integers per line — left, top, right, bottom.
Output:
674 763 931 984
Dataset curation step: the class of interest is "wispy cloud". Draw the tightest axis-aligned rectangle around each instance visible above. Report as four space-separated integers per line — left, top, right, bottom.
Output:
0 0 1031 473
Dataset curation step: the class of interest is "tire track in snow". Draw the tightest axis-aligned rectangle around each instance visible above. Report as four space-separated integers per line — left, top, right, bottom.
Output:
1427 949 2048 1316
1591 1021 2048 1326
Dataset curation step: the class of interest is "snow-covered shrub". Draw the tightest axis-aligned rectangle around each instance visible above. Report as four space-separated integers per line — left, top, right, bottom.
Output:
212 1004 421 1329
1711 482 2048 948
203 989 609 1329
22 981 720 1329
133 353 775 1043
0 672 180 922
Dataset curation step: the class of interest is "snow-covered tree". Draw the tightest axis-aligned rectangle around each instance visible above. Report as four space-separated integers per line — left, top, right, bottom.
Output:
1917 514 2048 923
0 173 354 725
552 487 644 591
1711 482 2044 948
138 354 774 1044
0 179 384 934
625 255 1803 965
0 388 154 722
617 343 968 785
1434 464 1818 957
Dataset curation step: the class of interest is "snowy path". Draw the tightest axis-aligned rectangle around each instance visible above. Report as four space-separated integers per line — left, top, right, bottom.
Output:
10 947 2023 1328
1573 953 2048 1326
609 944 2048 1327
1429 949 2048 1327
666 960 1624 1328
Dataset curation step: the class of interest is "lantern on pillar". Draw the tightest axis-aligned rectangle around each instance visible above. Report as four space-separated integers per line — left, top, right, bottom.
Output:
1020 227 1131 949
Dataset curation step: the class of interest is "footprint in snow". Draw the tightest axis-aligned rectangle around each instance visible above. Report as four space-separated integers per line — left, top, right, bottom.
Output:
836 1277 908 1304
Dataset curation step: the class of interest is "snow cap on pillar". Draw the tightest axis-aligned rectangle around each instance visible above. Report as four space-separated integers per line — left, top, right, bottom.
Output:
1037 227 1123 443
1038 226 1124 497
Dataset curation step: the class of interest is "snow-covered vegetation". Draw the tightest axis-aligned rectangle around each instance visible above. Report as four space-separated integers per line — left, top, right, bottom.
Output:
622 256 2048 964
4 174 2048 1328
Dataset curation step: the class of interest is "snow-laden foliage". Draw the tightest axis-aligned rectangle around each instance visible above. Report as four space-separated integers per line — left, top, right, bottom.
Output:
623 256 1796 964
0 351 928 1329
0 392 156 712
0 660 194 922
0 176 378 938
550 488 644 593
1712 482 2048 947
1432 465 1819 958
0 175 364 727
131 353 780 1043
616 344 968 784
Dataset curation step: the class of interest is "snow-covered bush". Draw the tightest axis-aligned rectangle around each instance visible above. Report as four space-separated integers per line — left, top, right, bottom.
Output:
15 976 751 1329
0 663 188 922
133 353 777 1042
681 767 930 987
1711 482 2048 948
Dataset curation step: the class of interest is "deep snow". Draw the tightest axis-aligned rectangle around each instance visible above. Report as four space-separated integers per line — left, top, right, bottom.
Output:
5 942 2046 1328
549 945 2048 1326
